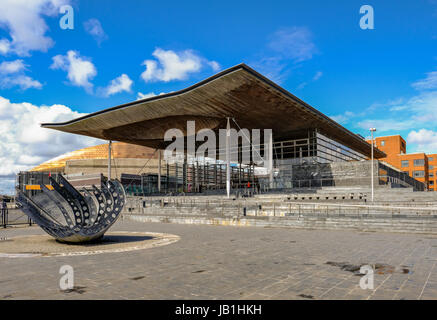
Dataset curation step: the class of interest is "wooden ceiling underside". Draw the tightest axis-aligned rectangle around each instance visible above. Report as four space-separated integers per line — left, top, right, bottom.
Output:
42 64 385 158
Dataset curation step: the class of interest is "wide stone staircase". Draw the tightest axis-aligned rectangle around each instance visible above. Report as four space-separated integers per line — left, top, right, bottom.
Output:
123 187 437 234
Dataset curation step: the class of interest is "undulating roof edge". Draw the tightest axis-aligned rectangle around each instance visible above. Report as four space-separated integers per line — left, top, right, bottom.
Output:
40 62 385 158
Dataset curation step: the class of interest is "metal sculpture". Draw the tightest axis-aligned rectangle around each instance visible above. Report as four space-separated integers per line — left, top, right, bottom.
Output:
16 175 126 243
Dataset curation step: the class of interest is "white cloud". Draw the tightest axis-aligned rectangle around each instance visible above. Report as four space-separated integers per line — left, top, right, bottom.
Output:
251 56 287 83
141 48 219 82
268 26 318 63
0 59 42 90
208 61 221 72
0 60 26 74
296 71 323 90
0 0 70 56
0 39 11 55
412 71 437 90
83 18 108 45
329 111 356 124
356 81 437 133
357 119 416 132
0 96 103 193
251 26 318 83
313 71 323 81
50 50 97 92
407 129 437 153
100 74 133 97
296 82 307 90
0 75 43 90
136 91 167 100
137 92 157 100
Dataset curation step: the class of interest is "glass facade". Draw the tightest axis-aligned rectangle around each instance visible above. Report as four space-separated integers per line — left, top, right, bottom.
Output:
316 131 366 163
272 130 367 165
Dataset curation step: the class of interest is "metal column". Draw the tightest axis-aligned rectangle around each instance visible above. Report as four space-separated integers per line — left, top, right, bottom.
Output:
226 117 231 198
158 149 161 193
108 140 112 181
269 132 273 189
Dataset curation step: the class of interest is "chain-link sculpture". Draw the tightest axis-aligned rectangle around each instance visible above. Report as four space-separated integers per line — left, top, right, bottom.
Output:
16 175 126 243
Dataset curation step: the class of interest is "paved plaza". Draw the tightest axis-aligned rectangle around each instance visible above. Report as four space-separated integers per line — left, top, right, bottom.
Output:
1 219 437 300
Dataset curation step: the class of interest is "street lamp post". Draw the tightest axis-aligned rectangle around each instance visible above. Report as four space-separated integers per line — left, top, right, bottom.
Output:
369 128 376 202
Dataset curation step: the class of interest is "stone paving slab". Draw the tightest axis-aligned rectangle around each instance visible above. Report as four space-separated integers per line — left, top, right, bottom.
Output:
1 220 437 299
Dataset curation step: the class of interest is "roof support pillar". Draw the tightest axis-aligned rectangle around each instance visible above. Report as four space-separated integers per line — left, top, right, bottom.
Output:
158 149 161 193
268 132 273 189
226 117 231 198
108 140 112 181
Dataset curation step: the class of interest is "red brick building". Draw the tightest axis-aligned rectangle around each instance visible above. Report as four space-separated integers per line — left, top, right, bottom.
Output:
367 135 435 191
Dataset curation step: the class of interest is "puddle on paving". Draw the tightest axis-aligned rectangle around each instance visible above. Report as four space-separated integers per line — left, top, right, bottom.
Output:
61 286 87 294
298 294 314 299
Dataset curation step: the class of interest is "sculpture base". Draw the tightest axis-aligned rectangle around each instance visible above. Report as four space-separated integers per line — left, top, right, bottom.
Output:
0 231 180 258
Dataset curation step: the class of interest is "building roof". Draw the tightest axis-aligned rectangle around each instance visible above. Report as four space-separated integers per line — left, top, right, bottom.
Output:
31 142 157 172
41 63 385 158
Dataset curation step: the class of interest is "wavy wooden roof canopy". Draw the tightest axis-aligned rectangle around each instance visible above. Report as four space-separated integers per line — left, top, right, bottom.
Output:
41 63 385 159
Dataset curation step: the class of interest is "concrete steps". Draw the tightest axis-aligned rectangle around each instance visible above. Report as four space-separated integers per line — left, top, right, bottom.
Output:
127 212 437 234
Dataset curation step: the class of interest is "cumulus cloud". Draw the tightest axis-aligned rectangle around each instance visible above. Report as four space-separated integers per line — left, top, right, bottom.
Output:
0 96 103 193
99 74 133 97
136 91 167 100
50 50 97 92
137 92 157 100
83 18 108 45
0 75 43 90
0 39 11 55
0 0 70 56
412 71 437 90
407 129 437 153
0 60 26 74
141 48 220 82
0 59 42 90
208 61 221 72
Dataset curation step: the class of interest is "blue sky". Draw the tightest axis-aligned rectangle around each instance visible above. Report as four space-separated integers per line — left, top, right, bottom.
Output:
0 0 436 193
